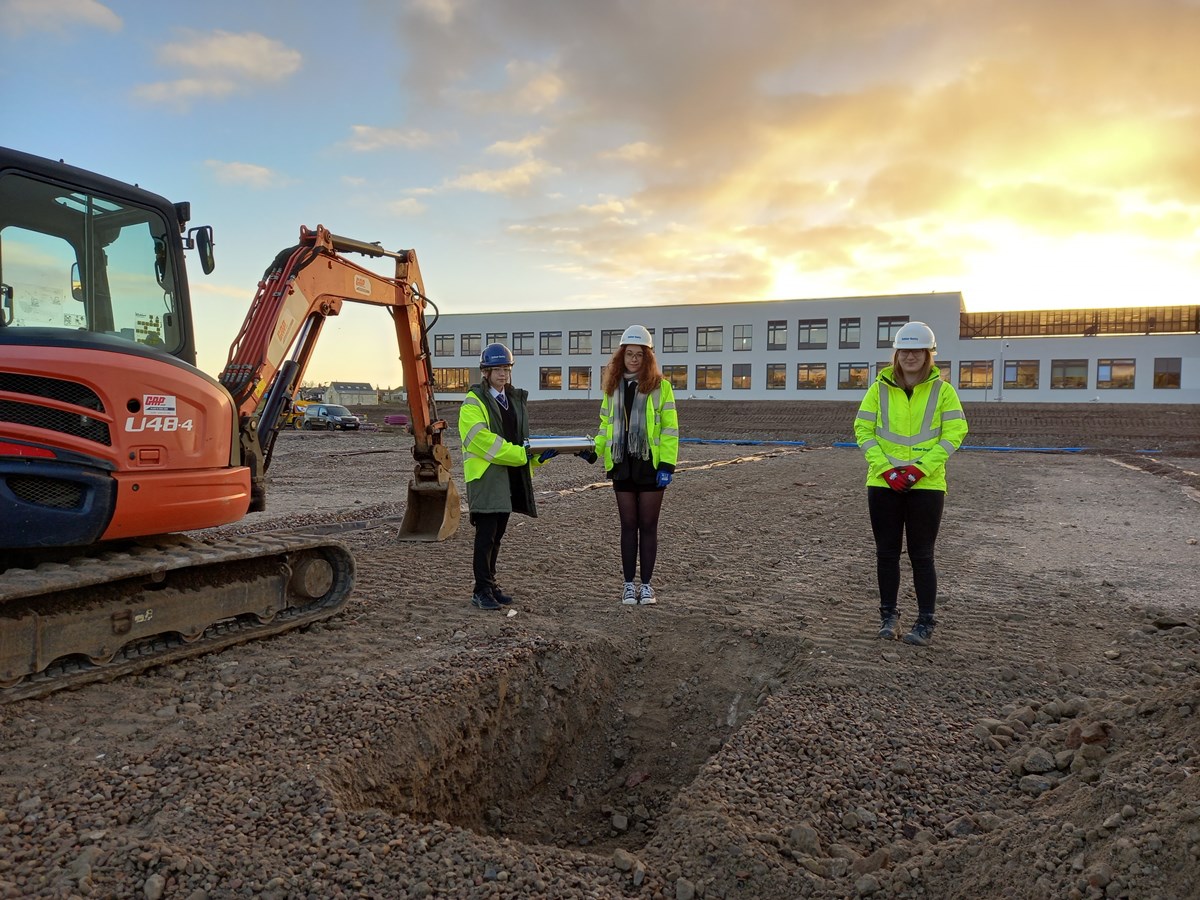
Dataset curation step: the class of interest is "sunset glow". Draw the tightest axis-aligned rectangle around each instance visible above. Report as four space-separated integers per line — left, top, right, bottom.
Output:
5 0 1200 385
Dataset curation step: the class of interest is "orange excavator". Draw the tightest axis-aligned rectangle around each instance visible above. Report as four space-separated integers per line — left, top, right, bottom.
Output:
0 146 460 702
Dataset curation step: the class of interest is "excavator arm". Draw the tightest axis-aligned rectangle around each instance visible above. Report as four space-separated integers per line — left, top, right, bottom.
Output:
218 224 459 540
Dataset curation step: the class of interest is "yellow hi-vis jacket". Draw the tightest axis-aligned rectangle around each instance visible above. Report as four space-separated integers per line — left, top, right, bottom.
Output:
594 379 680 473
854 367 968 491
457 385 549 514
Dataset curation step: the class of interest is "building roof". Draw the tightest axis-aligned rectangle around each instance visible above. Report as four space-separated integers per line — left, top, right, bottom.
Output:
329 382 374 391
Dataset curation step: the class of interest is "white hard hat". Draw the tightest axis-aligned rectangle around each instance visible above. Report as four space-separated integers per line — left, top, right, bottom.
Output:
620 324 653 348
893 321 937 352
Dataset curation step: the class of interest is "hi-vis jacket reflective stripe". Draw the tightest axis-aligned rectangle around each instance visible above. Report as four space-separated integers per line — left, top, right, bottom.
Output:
854 367 968 491
595 379 680 472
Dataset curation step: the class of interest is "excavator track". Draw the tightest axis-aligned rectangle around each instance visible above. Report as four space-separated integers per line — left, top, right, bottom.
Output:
0 533 355 705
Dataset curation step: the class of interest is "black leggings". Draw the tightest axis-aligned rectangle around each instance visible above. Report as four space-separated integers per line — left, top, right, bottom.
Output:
867 487 945 617
615 490 664 583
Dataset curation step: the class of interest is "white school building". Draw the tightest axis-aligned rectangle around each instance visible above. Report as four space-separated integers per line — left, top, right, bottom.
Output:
425 293 1200 404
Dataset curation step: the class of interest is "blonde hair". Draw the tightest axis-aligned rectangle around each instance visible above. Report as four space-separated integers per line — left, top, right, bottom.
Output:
601 344 662 395
891 349 933 388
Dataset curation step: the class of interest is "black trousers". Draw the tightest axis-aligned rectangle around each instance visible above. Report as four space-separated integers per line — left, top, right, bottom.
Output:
867 487 945 618
471 512 510 595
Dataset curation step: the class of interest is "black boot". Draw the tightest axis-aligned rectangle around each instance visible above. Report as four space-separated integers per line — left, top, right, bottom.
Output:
878 609 900 640
902 614 936 646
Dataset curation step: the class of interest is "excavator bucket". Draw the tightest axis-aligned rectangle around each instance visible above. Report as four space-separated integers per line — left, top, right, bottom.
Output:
398 478 461 541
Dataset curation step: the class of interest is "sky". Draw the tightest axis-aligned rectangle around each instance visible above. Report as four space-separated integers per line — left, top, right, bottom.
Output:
4 0 1200 387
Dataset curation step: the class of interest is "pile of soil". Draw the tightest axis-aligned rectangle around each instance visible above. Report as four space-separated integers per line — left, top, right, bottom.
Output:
1 402 1196 899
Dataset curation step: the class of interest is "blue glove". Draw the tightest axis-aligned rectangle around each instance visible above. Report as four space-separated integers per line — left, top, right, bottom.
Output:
538 449 558 463
576 449 598 464
656 470 673 488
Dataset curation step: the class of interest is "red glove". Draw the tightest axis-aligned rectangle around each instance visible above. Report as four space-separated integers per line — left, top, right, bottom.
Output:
900 466 925 488
883 467 909 492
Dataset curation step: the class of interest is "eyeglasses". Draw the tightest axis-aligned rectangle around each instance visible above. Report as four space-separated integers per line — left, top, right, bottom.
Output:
624 350 645 359
896 350 925 357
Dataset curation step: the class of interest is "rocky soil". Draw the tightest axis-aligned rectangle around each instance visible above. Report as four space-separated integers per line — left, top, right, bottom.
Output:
1 401 1198 899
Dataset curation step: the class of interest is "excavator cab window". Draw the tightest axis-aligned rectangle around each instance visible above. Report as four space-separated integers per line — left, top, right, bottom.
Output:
0 170 184 352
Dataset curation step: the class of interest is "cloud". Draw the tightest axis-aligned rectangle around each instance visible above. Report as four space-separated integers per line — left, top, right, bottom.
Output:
388 197 428 215
0 0 120 36
487 133 546 157
599 142 660 162
134 30 301 107
390 1 1200 308
204 160 285 189
443 158 560 194
341 125 436 152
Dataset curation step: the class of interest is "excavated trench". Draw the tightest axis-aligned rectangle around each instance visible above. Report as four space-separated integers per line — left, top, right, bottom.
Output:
331 632 806 852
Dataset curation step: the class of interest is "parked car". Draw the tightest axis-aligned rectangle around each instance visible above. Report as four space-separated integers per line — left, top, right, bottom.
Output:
300 404 361 431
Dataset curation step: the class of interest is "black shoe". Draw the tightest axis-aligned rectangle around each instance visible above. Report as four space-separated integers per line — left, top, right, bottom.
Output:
902 615 936 646
490 586 514 605
878 612 899 640
471 591 501 610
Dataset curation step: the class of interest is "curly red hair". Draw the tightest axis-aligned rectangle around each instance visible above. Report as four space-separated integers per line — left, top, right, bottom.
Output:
601 344 662 395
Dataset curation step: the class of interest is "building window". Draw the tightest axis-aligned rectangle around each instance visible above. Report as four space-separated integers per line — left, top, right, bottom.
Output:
539 331 562 355
873 361 891 380
732 363 752 389
797 318 828 349
662 327 689 353
1154 357 1181 389
432 367 472 392
958 361 993 390
766 363 787 389
733 324 752 351
839 317 861 349
695 365 723 390
512 332 534 356
838 362 870 390
796 363 826 390
696 326 724 352
1051 359 1088 389
936 361 951 382
486 332 507 346
663 365 688 390
1097 358 1135 389
434 334 455 357
569 330 592 355
460 333 481 357
1003 360 1040 389
767 320 788 350
539 367 562 390
876 315 909 348
568 367 591 390
601 329 624 354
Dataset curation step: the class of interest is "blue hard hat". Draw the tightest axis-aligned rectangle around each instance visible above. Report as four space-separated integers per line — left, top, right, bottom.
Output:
480 342 514 368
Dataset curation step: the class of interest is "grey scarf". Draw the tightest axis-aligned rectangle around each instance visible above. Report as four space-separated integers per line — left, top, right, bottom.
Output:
611 374 651 464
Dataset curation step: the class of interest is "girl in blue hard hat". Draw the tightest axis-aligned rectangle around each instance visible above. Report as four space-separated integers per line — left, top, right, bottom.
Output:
589 325 680 606
457 342 555 610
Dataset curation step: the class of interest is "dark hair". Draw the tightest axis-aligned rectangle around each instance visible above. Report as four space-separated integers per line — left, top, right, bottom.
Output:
601 344 661 395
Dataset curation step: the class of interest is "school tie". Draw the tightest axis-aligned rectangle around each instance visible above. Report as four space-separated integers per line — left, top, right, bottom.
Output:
496 391 508 411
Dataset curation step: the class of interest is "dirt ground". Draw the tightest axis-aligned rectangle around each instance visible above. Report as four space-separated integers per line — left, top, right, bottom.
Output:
1 401 1198 899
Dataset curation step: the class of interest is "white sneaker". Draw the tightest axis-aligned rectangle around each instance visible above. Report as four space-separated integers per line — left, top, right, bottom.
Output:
621 582 638 605
638 583 657 605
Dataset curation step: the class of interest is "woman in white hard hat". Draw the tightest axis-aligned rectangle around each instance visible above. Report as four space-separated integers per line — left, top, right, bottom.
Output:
853 322 968 646
588 325 680 606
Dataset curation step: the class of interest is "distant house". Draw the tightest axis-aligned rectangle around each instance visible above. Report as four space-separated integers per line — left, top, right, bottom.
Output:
326 381 378 406
378 387 406 404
